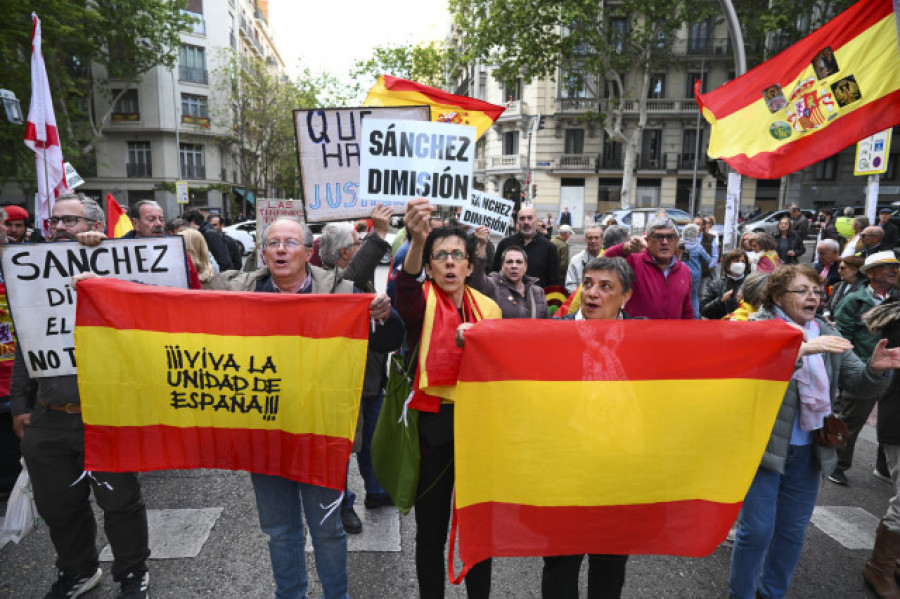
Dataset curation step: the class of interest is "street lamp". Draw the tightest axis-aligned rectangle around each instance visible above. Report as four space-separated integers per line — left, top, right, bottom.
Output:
0 89 23 124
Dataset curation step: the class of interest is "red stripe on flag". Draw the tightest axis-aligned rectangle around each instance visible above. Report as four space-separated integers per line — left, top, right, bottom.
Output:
458 319 801 382
76 278 371 339
719 89 900 179
699 0 894 119
84 424 352 489
456 500 740 562
23 122 60 148
382 75 506 120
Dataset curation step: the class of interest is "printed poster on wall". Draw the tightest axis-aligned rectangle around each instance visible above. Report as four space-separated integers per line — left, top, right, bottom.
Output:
296 106 430 223
360 119 476 209
0 238 190 377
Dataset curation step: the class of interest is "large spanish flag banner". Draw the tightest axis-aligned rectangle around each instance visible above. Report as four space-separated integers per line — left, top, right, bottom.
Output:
74 278 370 490
697 0 900 179
364 75 505 139
450 319 802 579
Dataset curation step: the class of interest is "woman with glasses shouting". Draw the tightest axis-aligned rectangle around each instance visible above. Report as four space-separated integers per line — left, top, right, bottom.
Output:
729 264 900 599
394 198 501 598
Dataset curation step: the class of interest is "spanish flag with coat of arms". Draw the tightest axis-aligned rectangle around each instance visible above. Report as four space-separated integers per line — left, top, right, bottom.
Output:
697 0 900 179
448 318 802 581
74 278 371 490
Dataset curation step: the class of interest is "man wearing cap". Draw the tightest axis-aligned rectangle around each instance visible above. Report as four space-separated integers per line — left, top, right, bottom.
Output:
830 250 900 486
4 205 30 244
551 225 573 276
879 208 899 251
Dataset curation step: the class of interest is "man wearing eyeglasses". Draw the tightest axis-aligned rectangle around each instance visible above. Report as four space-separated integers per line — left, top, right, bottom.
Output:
858 226 887 259
829 251 900 487
208 216 403 599
10 193 152 599
603 218 694 319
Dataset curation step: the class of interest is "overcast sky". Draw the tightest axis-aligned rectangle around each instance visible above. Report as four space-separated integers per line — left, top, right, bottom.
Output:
268 0 451 83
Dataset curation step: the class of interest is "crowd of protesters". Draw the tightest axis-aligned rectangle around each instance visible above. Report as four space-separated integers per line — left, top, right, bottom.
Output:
4 195 900 599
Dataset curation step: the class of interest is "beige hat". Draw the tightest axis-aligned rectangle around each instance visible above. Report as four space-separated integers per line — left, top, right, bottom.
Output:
861 250 900 273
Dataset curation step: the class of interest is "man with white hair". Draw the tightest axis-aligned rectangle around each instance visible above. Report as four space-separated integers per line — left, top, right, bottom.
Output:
319 222 360 270
551 224 573 276
814 238 842 290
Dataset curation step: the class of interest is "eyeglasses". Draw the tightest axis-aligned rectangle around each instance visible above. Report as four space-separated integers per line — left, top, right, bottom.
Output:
262 239 303 250
45 215 95 227
785 288 826 298
649 233 678 242
431 250 467 262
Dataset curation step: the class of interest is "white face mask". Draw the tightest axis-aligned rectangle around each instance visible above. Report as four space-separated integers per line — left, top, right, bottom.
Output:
729 262 747 277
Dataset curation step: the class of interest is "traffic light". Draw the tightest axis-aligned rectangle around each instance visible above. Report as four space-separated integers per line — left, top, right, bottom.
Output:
532 183 538 197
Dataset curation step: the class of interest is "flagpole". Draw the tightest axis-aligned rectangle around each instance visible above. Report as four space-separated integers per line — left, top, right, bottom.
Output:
718 0 747 250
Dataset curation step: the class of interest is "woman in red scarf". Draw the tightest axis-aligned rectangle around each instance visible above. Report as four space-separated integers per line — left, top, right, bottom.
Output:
395 198 501 598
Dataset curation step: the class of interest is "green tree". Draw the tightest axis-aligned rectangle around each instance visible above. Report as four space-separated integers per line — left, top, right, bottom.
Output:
450 0 717 207
0 1 195 193
348 42 449 100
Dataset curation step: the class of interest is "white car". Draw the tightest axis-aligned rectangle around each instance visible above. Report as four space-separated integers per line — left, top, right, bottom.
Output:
223 220 256 255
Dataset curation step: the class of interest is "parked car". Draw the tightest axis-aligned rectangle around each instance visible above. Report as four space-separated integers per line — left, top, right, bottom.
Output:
223 220 256 255
599 207 695 232
739 208 817 238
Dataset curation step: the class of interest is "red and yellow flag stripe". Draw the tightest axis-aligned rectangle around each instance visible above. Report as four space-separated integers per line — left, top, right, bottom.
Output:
75 278 370 489
451 319 801 575
697 0 900 179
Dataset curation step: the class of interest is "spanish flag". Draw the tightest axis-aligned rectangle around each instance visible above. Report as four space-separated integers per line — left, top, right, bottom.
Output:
74 278 371 490
105 193 133 238
449 319 801 579
364 75 505 139
697 0 900 179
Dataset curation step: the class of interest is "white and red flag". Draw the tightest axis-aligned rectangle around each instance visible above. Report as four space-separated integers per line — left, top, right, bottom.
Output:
24 13 68 238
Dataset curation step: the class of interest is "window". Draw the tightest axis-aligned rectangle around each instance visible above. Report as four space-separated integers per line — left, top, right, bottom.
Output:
180 143 205 179
126 142 152 177
111 89 139 121
815 155 838 180
179 45 208 84
181 94 209 127
504 79 522 102
602 132 623 169
688 20 712 54
686 72 705 97
649 74 666 99
609 18 628 54
182 0 206 35
640 129 662 169
502 131 519 156
564 129 584 154
681 129 702 169
604 74 625 99
560 71 589 99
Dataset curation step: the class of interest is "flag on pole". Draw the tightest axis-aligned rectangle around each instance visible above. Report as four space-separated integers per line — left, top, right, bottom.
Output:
448 319 801 581
23 13 68 238
696 0 900 179
363 75 505 139
74 279 372 489
105 194 133 238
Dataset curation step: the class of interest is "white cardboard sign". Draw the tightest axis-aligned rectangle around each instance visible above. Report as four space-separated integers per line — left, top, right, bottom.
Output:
296 106 430 222
359 119 476 208
1 238 190 377
459 191 514 236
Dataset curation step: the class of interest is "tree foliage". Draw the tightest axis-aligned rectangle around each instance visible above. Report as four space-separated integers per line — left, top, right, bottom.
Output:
0 0 195 193
450 0 718 206
348 42 449 99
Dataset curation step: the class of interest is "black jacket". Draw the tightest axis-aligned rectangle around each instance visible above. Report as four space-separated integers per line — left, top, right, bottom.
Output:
700 275 744 320
492 232 560 287
199 222 233 271
775 232 805 264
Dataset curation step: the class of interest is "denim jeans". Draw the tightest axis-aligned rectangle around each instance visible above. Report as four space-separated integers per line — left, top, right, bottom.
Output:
729 444 820 599
251 473 349 599
340 391 388 509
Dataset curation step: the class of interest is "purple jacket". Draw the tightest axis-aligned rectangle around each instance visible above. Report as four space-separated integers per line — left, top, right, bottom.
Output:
604 243 694 319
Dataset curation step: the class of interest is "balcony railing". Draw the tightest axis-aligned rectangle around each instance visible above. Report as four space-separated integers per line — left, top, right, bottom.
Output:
126 162 152 178
179 66 208 84
474 158 487 172
638 155 663 170
556 97 599 113
182 10 205 34
111 111 140 122
182 114 210 127
600 154 624 169
680 152 700 170
181 163 206 179
600 98 698 114
670 37 730 56
499 100 524 118
488 155 525 170
555 154 596 170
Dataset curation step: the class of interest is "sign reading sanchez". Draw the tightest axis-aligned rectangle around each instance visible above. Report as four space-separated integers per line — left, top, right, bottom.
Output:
0 238 190 377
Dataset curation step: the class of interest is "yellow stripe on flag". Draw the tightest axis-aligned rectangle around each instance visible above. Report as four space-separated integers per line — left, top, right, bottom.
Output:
455 379 787 509
78 327 367 437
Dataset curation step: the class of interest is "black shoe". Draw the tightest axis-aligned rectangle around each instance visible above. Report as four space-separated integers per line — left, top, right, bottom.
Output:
44 567 102 599
117 571 148 599
341 508 362 534
828 469 849 486
874 468 893 484
364 494 394 509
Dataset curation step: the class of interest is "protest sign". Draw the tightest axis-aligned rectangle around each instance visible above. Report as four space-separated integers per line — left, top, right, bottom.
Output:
0 238 190 377
253 199 306 267
360 119 476 208
296 106 430 222
459 190 514 236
